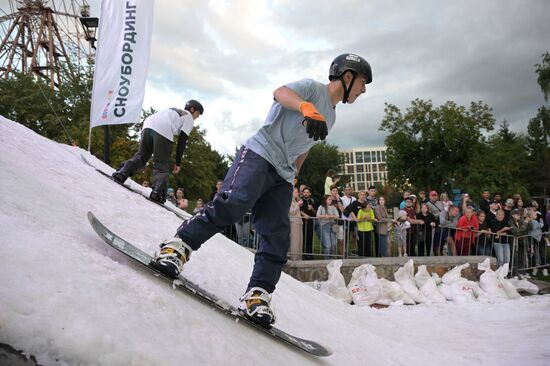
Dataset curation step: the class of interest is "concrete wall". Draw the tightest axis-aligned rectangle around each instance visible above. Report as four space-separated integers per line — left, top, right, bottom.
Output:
283 256 497 284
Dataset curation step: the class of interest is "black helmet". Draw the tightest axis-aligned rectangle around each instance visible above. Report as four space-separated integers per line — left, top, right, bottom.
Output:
329 53 372 104
329 53 372 84
185 99 204 115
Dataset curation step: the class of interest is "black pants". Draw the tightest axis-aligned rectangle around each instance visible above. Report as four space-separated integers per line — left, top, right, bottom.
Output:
416 228 432 256
118 128 172 198
407 231 417 256
302 218 315 259
358 231 373 257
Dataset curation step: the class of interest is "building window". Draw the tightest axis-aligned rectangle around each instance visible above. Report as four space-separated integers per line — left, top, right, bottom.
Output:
355 152 363 163
364 151 371 163
358 182 365 191
357 165 364 173
381 151 386 161
347 165 355 174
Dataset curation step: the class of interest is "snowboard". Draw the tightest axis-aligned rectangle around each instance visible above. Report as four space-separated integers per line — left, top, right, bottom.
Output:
87 211 332 357
80 154 188 220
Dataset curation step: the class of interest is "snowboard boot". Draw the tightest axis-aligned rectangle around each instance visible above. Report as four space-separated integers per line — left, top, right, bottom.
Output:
149 190 166 204
149 237 192 279
112 171 128 184
238 287 275 327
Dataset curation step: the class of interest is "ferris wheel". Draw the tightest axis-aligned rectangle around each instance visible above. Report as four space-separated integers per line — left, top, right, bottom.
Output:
0 0 98 88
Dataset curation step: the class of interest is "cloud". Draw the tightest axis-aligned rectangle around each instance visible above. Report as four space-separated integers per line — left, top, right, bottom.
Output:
2 0 549 154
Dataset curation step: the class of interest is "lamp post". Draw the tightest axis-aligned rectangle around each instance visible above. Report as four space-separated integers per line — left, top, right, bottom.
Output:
79 16 99 50
80 12 110 164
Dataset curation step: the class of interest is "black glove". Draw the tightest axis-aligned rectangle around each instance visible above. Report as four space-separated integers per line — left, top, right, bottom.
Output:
304 117 328 141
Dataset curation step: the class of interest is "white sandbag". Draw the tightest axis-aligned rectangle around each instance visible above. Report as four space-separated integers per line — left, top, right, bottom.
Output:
304 280 322 291
371 276 393 306
478 259 508 300
501 279 521 299
432 272 442 285
477 257 492 272
495 262 510 277
420 279 447 303
509 277 539 295
469 281 486 299
379 278 415 305
439 262 483 302
438 283 453 301
414 265 431 288
496 264 520 299
319 260 353 303
347 264 381 306
442 263 470 285
449 279 477 303
414 265 446 303
394 259 428 303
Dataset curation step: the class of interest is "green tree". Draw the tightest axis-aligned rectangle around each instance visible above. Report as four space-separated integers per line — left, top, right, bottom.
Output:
298 142 342 204
0 72 74 144
526 106 550 196
379 99 495 194
473 122 530 198
535 52 550 102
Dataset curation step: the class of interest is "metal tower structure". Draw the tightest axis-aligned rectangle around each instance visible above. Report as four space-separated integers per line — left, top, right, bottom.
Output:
0 0 97 88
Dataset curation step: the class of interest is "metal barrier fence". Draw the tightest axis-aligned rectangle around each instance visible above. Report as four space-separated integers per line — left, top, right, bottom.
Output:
221 215 550 274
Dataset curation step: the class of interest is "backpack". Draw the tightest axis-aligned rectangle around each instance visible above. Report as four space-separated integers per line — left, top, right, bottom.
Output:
343 198 356 217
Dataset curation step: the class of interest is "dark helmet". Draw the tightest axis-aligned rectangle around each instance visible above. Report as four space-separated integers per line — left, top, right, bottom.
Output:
185 99 204 115
329 53 372 104
329 53 372 84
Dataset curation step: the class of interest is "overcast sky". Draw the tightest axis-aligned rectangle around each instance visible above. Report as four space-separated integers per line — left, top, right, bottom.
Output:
3 0 550 155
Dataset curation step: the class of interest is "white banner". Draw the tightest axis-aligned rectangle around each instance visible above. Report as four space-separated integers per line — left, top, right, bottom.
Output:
90 0 154 128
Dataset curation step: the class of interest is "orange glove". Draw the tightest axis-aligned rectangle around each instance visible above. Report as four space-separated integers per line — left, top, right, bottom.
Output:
299 101 325 121
299 102 327 141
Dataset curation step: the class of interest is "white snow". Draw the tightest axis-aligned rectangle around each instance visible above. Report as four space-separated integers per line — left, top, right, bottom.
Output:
1 115 550 366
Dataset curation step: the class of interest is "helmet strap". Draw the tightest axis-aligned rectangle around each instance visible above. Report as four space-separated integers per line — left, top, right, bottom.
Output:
340 71 357 104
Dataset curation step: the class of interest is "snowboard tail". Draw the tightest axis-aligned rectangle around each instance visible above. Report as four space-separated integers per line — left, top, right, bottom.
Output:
87 211 332 357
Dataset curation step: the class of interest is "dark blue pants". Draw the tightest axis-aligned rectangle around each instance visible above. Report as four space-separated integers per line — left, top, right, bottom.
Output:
176 147 293 293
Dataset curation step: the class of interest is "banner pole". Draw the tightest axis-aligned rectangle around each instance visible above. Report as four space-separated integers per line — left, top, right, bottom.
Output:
88 124 92 152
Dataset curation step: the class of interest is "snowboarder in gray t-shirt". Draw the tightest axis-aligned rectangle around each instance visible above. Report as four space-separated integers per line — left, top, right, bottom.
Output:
150 53 372 326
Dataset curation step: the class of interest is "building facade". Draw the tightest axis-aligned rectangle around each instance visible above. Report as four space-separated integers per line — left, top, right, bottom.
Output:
339 146 388 192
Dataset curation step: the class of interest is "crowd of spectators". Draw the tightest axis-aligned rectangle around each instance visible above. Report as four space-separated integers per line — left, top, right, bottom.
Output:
290 174 550 276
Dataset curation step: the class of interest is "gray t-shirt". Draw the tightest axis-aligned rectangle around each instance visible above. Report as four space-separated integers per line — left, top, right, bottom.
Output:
245 79 336 183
